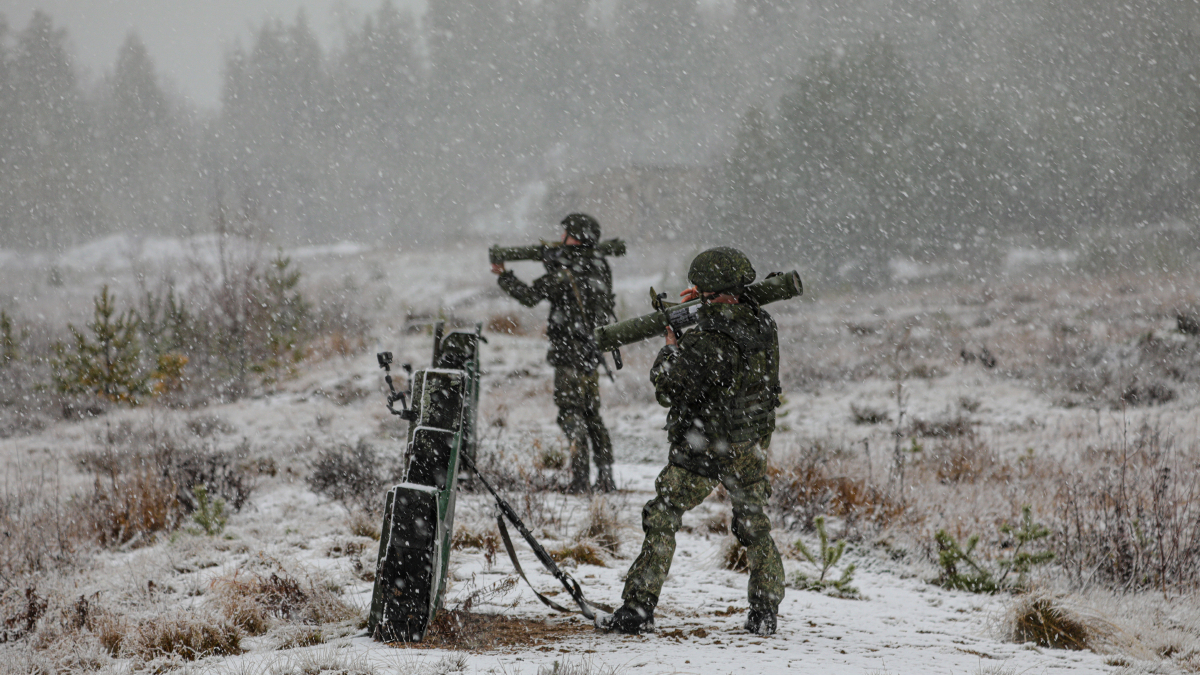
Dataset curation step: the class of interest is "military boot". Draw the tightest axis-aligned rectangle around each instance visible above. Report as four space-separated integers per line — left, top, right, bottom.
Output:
744 607 777 636
595 464 616 493
595 603 655 634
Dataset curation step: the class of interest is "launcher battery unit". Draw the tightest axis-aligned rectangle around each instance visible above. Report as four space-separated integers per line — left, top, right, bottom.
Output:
594 270 803 352
368 322 483 643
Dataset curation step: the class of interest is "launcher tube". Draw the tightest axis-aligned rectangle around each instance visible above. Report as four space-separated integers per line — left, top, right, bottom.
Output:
594 270 802 352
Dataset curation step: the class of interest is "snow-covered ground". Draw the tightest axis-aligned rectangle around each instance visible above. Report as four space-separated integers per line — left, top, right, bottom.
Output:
3 238 1199 674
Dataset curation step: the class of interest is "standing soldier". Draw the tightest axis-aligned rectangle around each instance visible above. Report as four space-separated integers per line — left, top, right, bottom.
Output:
490 213 617 494
598 247 785 635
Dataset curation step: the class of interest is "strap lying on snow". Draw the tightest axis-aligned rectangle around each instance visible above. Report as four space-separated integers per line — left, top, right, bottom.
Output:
495 514 574 614
459 453 612 620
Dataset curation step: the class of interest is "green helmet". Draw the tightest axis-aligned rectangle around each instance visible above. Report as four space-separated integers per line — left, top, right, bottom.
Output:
561 213 600 247
688 247 756 294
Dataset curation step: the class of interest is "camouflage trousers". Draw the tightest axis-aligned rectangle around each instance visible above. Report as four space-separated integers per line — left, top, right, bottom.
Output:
553 366 613 484
622 437 784 614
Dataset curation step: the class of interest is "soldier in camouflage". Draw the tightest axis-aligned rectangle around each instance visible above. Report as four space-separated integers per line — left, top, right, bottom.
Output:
490 213 617 494
598 247 785 636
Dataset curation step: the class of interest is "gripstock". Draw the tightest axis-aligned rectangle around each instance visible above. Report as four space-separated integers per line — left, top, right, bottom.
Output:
488 238 627 265
593 270 803 353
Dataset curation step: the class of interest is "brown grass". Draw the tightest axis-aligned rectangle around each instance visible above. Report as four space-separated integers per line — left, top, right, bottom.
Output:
549 542 606 567
576 497 622 555
124 612 243 661
1005 595 1098 651
722 539 750 572
210 562 358 633
87 469 181 548
452 525 500 567
770 448 907 533
487 314 526 336
348 510 382 540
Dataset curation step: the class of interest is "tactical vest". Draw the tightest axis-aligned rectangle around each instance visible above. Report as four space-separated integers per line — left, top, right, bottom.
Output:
698 304 780 444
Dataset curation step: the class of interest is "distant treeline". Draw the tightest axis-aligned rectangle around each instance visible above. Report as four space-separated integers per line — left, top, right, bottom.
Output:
0 1 1198 277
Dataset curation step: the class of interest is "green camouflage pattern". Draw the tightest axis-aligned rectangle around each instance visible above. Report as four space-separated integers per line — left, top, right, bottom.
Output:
497 246 615 370
621 437 784 613
687 246 756 294
554 366 613 489
651 303 780 474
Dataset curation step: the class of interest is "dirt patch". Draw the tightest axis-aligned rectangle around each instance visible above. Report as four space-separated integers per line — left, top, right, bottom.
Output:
386 611 593 651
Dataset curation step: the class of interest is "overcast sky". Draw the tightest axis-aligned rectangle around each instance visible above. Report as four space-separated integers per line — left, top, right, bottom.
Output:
3 0 424 108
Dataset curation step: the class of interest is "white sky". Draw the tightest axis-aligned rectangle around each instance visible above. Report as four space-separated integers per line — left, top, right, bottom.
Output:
2 0 424 109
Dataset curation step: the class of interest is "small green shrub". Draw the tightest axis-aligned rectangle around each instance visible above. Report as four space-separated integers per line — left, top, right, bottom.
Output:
791 516 860 598
191 485 228 536
934 505 1052 593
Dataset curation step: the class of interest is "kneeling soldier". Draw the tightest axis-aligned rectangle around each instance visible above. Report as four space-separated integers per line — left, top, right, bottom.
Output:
599 247 785 635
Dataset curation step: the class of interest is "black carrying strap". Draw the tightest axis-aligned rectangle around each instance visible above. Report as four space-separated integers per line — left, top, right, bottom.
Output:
495 514 575 614
459 453 613 620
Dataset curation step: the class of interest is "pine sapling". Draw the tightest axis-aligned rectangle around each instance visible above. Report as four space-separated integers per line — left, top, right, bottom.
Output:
53 286 151 404
997 505 1054 589
934 530 999 593
792 516 860 598
192 484 228 536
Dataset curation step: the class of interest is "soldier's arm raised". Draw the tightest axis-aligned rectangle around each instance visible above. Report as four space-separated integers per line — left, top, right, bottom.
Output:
497 269 547 307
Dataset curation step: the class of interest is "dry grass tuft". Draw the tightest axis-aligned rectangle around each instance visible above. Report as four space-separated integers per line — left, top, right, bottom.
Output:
87 469 181 547
549 542 606 567
537 658 622 675
721 539 750 573
268 646 379 674
1004 594 1101 651
277 627 326 650
576 497 623 555
210 561 358 634
703 513 730 534
117 611 244 662
451 525 500 567
347 510 382 541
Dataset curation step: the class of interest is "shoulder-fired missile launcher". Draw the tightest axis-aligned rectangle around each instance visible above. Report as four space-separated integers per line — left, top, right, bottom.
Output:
489 238 627 265
368 322 483 643
593 270 802 353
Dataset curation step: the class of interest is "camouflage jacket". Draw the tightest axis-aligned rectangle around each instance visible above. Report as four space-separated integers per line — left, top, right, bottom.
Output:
651 302 780 476
497 246 615 370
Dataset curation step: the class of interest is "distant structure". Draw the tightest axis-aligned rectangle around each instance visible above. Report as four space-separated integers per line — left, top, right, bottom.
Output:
543 165 714 244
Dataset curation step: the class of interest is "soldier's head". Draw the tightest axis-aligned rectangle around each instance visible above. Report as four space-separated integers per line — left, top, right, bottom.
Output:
561 213 600 247
688 247 756 298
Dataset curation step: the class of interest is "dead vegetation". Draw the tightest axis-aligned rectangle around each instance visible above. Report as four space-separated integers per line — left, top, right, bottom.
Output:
209 557 358 634
769 440 908 536
306 438 405 515
576 496 623 555
414 576 596 651
1003 594 1102 651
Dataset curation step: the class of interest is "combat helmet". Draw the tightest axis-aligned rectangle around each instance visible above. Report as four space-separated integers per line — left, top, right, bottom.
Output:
561 213 600 247
688 246 756 294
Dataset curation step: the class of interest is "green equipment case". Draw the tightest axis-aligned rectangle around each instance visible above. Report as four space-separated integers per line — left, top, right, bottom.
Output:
368 323 483 642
